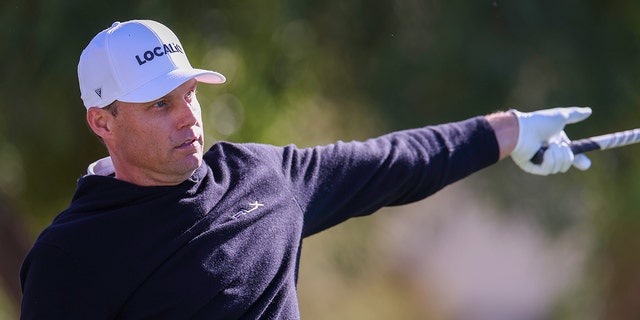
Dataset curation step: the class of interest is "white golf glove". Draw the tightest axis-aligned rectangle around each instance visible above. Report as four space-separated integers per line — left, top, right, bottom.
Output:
510 107 592 175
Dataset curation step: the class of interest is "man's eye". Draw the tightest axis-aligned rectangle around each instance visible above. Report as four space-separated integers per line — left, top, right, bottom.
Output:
152 100 168 108
186 90 197 101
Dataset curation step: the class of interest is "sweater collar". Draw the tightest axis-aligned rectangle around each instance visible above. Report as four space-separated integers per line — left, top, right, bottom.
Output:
84 156 207 185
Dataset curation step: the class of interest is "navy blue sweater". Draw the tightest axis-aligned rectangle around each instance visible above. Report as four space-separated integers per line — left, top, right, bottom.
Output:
20 117 498 319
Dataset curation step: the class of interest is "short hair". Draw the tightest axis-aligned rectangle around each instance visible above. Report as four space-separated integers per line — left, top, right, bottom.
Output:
103 100 119 117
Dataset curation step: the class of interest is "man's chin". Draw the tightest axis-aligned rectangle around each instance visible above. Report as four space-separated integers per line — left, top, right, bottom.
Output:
183 153 203 171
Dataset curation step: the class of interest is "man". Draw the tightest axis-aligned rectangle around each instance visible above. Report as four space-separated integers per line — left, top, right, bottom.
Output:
20 20 591 319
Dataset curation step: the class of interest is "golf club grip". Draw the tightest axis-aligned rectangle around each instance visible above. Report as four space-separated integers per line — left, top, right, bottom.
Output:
529 139 600 165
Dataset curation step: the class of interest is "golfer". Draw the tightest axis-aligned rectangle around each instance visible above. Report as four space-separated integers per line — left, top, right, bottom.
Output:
20 19 592 319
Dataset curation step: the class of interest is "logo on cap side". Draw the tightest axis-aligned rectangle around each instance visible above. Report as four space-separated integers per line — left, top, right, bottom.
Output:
95 88 102 98
135 43 185 66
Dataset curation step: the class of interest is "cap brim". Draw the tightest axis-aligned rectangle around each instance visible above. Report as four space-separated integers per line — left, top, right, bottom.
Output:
118 68 226 103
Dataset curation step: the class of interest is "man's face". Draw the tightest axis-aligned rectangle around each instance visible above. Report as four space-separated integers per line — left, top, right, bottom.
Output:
106 79 205 186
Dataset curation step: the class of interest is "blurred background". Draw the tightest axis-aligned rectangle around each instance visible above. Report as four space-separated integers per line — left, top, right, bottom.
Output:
2 0 640 319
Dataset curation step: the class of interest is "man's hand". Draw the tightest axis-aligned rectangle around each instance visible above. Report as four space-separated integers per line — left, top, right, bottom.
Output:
510 107 592 175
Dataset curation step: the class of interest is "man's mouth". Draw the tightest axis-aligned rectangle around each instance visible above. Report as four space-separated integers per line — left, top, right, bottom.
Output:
176 138 200 149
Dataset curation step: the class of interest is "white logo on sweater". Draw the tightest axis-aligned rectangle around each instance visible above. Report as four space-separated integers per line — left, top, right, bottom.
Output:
232 201 264 219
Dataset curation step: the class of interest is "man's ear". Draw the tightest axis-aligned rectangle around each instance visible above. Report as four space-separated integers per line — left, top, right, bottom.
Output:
86 107 113 141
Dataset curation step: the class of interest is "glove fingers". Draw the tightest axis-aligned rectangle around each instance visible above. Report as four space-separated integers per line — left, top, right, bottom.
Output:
544 143 573 174
548 131 569 144
564 107 592 124
573 154 592 171
512 156 547 175
557 131 592 171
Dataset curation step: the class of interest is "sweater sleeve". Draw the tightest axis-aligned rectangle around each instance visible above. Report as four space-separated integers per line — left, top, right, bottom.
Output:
249 116 499 237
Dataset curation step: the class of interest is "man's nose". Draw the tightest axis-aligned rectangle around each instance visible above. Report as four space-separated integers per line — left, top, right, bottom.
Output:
176 98 200 128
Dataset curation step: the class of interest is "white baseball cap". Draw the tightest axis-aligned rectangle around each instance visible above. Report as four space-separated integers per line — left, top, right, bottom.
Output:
78 20 226 109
